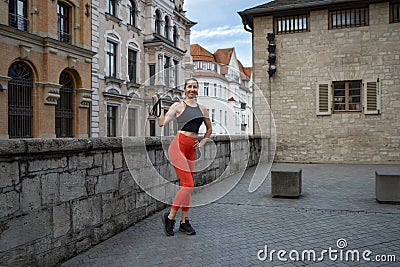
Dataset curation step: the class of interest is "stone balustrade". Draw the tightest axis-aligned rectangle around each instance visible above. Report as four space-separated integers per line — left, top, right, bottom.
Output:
0 135 269 266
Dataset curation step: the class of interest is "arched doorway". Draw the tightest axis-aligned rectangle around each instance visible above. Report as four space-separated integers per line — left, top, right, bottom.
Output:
8 61 33 138
56 71 73 137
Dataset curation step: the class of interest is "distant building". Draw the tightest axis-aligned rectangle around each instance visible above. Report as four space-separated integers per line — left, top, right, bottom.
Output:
91 0 195 137
0 0 94 138
190 44 253 135
239 0 400 163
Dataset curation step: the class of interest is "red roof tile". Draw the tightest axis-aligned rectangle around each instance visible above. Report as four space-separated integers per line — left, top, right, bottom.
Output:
190 44 215 62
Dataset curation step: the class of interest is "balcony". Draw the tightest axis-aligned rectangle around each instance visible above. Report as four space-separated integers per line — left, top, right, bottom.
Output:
9 13 29 32
58 31 71 44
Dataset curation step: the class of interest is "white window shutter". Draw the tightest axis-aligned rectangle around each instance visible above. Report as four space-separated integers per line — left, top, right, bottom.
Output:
316 82 332 115
363 79 380 115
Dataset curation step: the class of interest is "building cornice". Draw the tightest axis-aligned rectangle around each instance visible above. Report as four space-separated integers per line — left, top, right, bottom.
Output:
0 25 96 59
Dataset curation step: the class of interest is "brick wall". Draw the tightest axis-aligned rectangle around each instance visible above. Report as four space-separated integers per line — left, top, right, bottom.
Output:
252 2 400 163
0 135 269 266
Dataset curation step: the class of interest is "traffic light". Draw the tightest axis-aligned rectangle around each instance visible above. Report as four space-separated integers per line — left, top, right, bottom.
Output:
267 33 276 77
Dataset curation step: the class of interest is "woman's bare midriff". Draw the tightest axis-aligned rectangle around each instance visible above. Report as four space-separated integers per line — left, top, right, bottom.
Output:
178 130 198 138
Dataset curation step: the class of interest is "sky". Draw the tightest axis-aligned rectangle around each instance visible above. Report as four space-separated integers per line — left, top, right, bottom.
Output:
183 0 272 67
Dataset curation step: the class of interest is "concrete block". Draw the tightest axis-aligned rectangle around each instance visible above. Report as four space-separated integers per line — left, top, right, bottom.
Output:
271 169 302 198
376 171 400 204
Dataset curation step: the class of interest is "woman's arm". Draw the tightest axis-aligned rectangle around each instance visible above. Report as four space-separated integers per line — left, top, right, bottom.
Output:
157 102 179 127
197 106 212 148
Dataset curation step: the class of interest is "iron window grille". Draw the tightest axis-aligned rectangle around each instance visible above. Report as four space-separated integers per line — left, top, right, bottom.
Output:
329 7 368 29
8 61 33 138
274 14 309 34
56 71 73 138
9 0 29 31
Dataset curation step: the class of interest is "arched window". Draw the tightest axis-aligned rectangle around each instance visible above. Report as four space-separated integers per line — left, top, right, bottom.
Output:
164 16 170 39
155 10 161 34
57 2 71 43
9 0 28 31
128 0 136 26
56 71 73 137
173 26 179 46
8 61 33 138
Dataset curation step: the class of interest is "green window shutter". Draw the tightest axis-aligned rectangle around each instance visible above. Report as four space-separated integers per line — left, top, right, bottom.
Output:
316 82 331 115
363 79 380 115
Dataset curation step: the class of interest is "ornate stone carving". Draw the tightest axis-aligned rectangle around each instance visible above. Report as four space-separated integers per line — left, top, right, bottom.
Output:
76 88 92 108
43 83 61 105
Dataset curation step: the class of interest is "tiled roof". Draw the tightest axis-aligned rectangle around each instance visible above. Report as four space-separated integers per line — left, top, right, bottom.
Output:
190 45 252 81
190 44 215 62
238 60 249 81
243 67 252 79
242 0 380 13
214 48 234 65
239 0 386 30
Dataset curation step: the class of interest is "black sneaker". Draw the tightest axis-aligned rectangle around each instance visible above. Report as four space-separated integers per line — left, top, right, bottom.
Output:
179 218 196 235
161 212 175 236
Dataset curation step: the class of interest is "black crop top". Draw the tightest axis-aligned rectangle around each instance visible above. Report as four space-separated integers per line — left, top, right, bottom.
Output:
176 103 204 133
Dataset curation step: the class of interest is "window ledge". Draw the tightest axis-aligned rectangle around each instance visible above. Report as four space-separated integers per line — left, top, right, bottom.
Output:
105 13 122 26
127 81 141 89
127 24 142 34
105 76 124 85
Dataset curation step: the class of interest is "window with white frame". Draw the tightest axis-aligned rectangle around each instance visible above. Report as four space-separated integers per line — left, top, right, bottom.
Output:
128 107 137 136
107 0 117 16
213 83 217 96
106 40 117 77
107 105 118 137
128 48 137 83
203 82 209 96
128 0 136 26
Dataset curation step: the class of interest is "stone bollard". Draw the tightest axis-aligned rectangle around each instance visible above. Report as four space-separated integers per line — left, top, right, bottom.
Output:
271 169 302 198
375 171 400 204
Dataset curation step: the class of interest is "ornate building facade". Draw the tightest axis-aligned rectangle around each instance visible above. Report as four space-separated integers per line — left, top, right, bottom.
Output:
91 0 195 137
0 0 94 139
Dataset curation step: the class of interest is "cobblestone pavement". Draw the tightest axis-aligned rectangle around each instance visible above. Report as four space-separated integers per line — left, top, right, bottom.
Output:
62 163 400 267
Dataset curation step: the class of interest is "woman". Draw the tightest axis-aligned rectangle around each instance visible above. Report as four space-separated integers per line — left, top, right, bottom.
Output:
157 78 212 236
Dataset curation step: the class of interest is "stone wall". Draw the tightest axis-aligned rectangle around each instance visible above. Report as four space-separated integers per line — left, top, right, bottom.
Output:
252 2 400 163
0 135 268 266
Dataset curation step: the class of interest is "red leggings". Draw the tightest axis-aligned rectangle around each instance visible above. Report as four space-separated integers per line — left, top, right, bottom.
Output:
168 133 197 212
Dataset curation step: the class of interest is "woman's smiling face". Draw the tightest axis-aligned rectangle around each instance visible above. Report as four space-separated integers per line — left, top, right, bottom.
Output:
184 80 198 99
